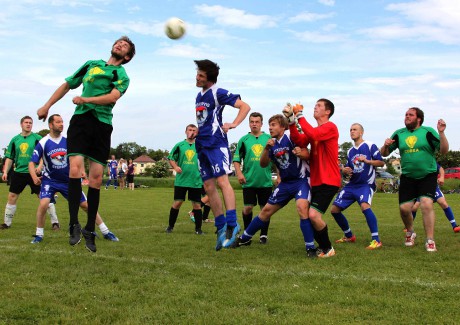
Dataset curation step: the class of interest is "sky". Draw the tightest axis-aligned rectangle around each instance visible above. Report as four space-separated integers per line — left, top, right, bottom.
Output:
1 0 459 155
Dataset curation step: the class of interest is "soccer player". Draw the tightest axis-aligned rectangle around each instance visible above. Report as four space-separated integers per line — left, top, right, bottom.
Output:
194 59 251 250
1 116 59 230
380 107 448 252
411 164 460 233
105 155 118 190
233 112 273 244
37 36 135 252
284 100 340 257
166 124 204 235
330 123 385 249
233 114 318 258
29 114 119 244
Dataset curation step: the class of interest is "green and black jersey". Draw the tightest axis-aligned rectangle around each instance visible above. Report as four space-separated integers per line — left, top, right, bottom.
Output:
233 132 273 188
5 133 42 173
168 140 203 188
65 60 130 125
389 126 440 179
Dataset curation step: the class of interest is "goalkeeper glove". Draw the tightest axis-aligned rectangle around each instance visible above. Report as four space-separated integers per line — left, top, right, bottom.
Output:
282 103 295 125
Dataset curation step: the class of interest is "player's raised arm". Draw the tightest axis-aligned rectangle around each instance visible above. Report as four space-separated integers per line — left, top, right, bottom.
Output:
37 82 70 121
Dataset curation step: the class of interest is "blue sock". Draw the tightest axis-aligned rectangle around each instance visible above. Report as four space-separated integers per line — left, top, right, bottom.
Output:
412 211 417 220
331 212 353 238
214 214 226 231
300 219 315 249
241 216 266 241
443 206 457 227
225 209 237 227
363 208 380 242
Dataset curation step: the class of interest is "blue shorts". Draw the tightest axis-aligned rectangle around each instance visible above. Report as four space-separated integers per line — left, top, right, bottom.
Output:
197 147 232 181
333 184 374 210
267 179 311 207
109 172 117 180
39 178 86 203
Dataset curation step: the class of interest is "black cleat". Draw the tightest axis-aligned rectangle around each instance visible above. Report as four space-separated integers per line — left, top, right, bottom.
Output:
259 235 268 244
231 236 252 248
306 248 318 259
81 228 97 253
69 223 81 246
195 229 204 235
165 226 173 233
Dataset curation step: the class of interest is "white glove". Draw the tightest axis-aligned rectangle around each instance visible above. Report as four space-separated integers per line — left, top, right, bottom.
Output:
282 103 295 125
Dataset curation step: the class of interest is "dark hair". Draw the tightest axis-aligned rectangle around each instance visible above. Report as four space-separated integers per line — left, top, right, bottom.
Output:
194 59 220 83
318 98 335 118
114 36 136 64
186 124 197 130
249 112 263 123
20 116 33 123
48 114 61 124
409 107 424 125
268 114 288 130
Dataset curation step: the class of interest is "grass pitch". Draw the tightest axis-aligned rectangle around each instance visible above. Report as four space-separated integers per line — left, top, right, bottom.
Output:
0 185 459 324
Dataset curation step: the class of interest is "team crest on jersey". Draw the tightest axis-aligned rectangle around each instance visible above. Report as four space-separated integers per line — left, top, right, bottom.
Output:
405 135 417 149
274 148 290 169
251 144 263 158
50 151 67 167
185 149 195 163
19 143 29 157
351 154 364 173
196 106 207 127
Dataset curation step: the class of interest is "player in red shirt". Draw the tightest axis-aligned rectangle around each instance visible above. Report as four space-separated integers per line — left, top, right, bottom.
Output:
283 99 340 257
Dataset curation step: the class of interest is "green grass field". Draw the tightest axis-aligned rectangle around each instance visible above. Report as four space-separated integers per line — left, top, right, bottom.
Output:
0 185 459 324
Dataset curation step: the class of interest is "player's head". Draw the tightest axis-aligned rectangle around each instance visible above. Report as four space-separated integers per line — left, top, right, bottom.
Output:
405 107 424 129
349 123 364 141
20 115 33 132
185 124 198 140
111 155 116 160
315 98 335 119
268 114 288 138
48 114 63 134
249 112 263 133
112 36 136 64
195 59 220 85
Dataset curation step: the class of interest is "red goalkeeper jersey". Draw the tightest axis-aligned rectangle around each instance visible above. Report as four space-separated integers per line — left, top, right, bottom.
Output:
289 118 341 187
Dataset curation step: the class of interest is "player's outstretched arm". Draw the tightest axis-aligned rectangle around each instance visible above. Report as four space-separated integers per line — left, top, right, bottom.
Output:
37 82 71 121
222 99 251 132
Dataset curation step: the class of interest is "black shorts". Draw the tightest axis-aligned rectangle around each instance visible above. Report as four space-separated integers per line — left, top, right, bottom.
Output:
174 186 202 203
399 173 437 204
126 174 134 183
242 187 273 207
310 184 339 214
9 171 40 195
67 111 113 165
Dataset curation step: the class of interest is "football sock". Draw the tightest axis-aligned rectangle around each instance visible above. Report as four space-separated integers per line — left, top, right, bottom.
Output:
68 178 81 226
315 225 332 250
4 203 16 226
47 203 59 224
260 219 271 237
214 214 226 231
412 211 417 220
193 208 203 231
300 218 315 249
202 205 211 220
168 208 179 228
363 208 380 242
443 207 457 227
36 227 44 237
241 216 266 241
242 211 253 229
225 209 237 228
85 187 99 232
98 222 109 235
331 212 352 237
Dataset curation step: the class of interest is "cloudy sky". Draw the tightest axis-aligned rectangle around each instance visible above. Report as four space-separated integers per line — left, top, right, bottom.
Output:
1 0 459 154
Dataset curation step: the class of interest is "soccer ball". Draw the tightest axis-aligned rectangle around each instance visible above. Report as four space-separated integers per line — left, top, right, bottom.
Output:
164 17 186 40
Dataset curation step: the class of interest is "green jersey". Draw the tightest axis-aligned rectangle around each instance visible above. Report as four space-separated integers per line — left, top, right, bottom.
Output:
233 132 273 188
5 133 42 174
168 140 203 188
65 60 130 125
389 126 440 179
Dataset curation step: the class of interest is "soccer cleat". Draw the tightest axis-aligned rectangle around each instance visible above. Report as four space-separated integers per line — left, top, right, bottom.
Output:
453 225 460 233
335 234 356 243
31 235 43 244
188 211 195 223
69 223 82 246
215 225 227 251
366 240 382 250
165 226 173 233
52 223 60 231
317 247 336 258
404 231 416 247
230 236 252 248
425 239 437 252
204 218 214 223
0 223 10 230
259 235 268 244
103 231 119 242
306 248 318 259
81 228 97 253
222 223 241 248
195 229 204 235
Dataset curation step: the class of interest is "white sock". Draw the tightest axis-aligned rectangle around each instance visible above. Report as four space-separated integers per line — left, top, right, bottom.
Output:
36 227 44 237
47 203 59 224
98 222 109 235
4 204 16 226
